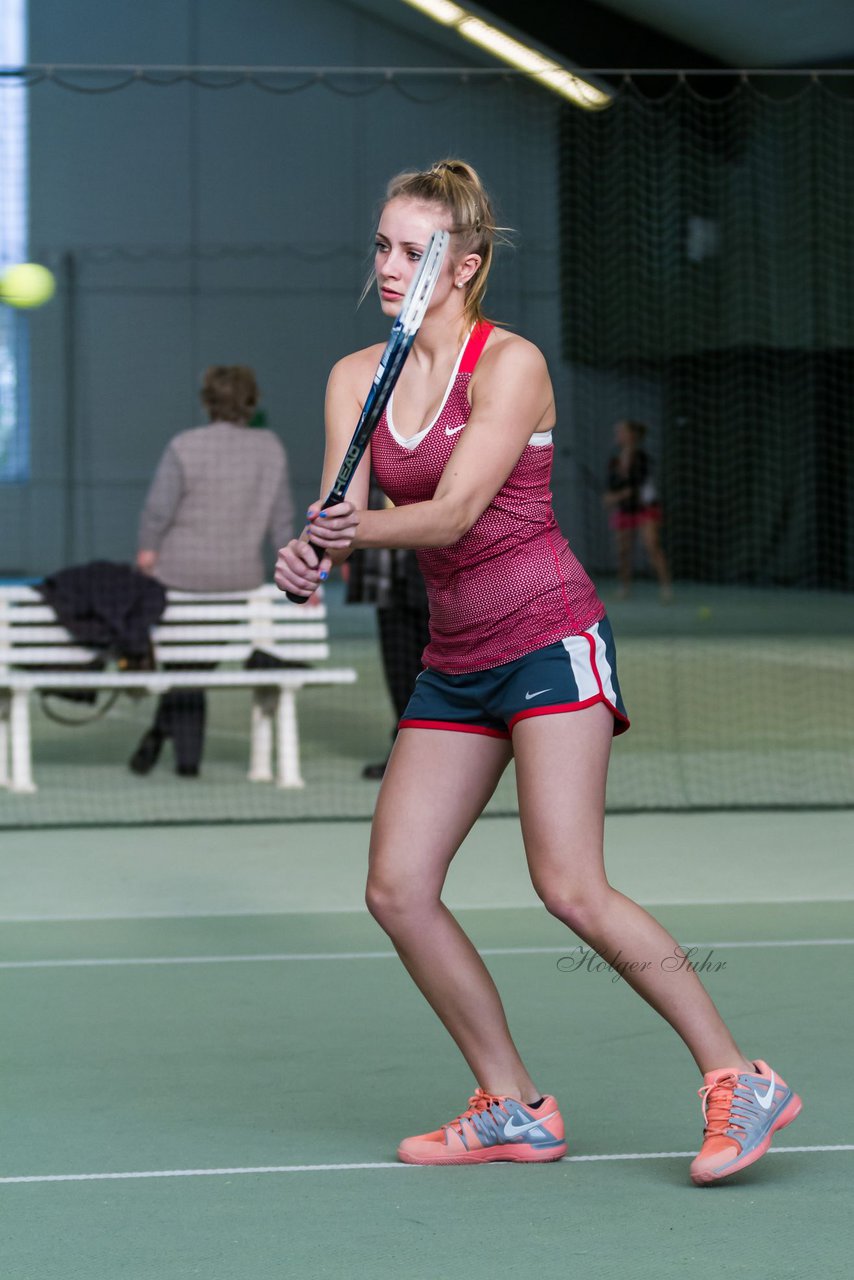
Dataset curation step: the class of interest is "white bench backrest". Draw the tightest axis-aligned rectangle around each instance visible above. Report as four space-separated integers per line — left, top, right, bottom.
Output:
0 583 330 672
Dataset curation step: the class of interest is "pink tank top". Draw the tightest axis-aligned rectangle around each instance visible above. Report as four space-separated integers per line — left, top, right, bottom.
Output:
370 322 605 674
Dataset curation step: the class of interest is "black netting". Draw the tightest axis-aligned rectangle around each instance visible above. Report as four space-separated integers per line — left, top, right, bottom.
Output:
561 77 854 589
1 71 852 825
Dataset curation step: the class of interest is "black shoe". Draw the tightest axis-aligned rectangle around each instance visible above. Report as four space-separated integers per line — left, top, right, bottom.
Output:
176 764 200 778
129 729 164 775
361 760 388 780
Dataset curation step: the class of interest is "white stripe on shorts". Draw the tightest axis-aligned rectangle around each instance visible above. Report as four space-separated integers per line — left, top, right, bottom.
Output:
590 623 618 706
561 631 600 701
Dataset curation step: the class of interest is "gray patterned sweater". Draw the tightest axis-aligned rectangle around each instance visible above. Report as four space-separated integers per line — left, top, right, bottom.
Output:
137 421 295 591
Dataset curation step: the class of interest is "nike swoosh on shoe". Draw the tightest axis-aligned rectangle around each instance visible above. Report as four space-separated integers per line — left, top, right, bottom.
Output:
753 1072 776 1110
503 1112 558 1139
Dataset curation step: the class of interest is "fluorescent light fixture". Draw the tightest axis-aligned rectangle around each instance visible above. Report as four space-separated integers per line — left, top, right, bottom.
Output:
399 0 612 110
402 0 466 23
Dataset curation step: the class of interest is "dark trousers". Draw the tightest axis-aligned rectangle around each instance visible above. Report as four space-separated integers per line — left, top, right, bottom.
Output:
152 688 206 770
376 598 431 727
149 662 214 770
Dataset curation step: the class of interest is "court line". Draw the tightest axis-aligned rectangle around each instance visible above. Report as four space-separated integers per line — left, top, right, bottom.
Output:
2 1146 851 1185
1 938 853 970
2 896 852 923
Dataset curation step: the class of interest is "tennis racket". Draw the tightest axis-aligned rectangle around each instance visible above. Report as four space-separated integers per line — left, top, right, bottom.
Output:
286 228 449 604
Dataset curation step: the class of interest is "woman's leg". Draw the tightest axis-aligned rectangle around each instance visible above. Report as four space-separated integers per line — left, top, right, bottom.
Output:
639 519 672 598
614 527 634 597
513 705 751 1075
367 727 541 1102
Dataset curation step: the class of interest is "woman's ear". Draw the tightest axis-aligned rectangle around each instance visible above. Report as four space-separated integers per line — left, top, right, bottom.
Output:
455 252 483 289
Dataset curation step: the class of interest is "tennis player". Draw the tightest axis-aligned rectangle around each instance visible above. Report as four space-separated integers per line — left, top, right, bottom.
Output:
274 160 801 1185
604 418 672 602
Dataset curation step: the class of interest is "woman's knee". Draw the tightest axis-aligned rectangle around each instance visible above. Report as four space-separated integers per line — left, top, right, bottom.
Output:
365 871 435 926
364 875 393 922
535 874 612 932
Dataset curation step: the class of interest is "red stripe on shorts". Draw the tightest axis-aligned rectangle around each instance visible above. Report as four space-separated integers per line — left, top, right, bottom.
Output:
398 718 510 739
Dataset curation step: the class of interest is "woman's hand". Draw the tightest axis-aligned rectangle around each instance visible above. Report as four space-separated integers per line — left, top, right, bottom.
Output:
274 502 358 598
274 534 328 598
136 550 158 575
303 500 359 551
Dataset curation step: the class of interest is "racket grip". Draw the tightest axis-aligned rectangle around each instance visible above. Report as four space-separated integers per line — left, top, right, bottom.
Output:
285 537 324 605
284 497 341 602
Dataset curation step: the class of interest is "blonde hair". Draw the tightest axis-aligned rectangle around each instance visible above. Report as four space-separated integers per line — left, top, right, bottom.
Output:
383 159 507 329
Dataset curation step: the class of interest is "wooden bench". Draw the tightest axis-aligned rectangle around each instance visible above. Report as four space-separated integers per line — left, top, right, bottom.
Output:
0 583 356 793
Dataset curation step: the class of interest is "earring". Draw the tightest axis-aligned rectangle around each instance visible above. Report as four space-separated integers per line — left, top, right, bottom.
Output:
455 281 464 289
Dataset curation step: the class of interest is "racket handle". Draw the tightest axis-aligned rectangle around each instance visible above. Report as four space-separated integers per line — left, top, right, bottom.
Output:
284 489 345 602
285 544 321 605
285 523 331 604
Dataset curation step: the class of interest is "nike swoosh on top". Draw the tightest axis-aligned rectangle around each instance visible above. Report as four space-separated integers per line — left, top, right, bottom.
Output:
445 424 466 435
754 1073 776 1110
525 688 552 700
503 1111 558 1139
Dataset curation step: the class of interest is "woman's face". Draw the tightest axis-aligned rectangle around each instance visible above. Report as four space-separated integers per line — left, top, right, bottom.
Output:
374 197 454 318
615 421 634 449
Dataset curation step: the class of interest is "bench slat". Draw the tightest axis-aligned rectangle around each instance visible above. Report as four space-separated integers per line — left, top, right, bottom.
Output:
0 586 323 614
153 624 328 642
5 669 356 689
161 603 325 622
164 585 288 600
3 624 330 644
0 604 325 625
0 606 63 623
0 584 309 601
153 644 331 664
1 646 109 664
0 587 41 602
1 643 331 667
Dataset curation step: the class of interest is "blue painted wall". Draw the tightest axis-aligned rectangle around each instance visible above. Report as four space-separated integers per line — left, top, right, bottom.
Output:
3 1 574 575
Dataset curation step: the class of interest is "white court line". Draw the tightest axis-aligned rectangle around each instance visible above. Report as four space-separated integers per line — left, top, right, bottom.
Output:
1 938 853 970
1 1146 851 1185
2 896 853 923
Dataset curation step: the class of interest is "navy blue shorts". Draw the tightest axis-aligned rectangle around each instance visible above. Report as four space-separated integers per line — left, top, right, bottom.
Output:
399 617 630 740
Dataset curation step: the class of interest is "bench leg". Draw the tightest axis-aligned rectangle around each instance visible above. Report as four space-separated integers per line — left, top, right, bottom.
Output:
10 688 37 793
248 690 275 783
275 688 305 788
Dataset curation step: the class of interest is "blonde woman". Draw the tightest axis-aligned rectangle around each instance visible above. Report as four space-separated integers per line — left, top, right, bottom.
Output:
275 162 800 1184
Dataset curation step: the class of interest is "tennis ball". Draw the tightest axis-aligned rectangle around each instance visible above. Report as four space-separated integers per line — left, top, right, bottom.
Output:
697 605 712 621
0 262 56 309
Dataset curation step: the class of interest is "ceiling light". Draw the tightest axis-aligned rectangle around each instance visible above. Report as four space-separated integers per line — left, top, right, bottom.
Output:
399 0 612 110
401 0 466 25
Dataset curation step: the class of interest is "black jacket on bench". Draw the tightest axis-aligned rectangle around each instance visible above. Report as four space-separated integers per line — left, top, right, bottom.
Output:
37 561 167 662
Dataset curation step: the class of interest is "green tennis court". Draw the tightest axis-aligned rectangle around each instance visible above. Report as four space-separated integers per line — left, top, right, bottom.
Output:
3 5 853 1275
1 811 851 1278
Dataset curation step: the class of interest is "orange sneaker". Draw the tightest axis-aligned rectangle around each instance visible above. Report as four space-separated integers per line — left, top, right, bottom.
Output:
397 1088 567 1165
690 1060 802 1185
